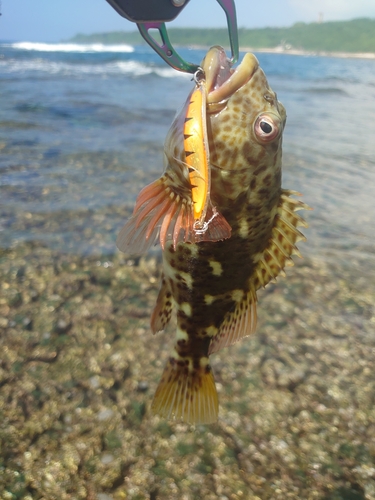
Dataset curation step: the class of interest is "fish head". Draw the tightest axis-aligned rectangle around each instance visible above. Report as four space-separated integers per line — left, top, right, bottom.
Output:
202 46 286 200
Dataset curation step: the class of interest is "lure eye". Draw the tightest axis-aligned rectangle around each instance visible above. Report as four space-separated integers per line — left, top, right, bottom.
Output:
254 113 281 143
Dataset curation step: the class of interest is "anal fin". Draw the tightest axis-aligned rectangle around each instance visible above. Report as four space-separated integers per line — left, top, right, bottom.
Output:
150 275 173 334
209 288 257 354
151 356 218 425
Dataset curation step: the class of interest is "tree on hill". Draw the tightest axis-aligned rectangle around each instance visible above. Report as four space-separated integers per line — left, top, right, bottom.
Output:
69 18 375 53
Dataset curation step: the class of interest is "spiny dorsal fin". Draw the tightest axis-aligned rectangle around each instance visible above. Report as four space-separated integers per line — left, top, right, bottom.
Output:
254 190 310 289
150 275 173 334
151 356 218 425
209 288 257 354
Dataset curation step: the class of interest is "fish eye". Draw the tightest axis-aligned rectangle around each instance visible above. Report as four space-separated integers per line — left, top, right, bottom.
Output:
254 113 281 143
260 121 272 134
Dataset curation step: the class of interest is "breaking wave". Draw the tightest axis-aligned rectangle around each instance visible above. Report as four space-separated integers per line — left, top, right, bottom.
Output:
0 58 190 78
9 41 135 53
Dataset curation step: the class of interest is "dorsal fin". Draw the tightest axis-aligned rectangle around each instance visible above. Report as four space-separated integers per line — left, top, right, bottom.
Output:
150 275 173 334
209 190 309 354
254 190 310 289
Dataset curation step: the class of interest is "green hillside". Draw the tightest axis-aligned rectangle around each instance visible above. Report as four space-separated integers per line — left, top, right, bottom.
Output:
70 18 375 53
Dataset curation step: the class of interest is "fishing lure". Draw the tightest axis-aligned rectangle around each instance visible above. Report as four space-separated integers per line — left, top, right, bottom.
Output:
116 71 231 255
183 71 211 231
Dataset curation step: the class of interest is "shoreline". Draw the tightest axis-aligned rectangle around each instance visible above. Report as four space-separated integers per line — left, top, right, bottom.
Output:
186 44 375 60
248 47 375 59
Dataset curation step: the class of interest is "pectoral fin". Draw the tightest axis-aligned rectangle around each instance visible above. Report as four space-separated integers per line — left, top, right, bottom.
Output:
116 174 231 256
116 175 191 255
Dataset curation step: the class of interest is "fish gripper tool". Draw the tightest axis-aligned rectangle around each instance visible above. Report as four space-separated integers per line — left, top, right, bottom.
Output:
106 0 239 73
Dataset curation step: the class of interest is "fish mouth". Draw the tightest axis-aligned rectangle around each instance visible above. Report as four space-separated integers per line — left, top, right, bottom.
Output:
201 46 259 108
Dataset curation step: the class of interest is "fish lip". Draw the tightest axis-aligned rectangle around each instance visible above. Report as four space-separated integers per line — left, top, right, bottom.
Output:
202 47 259 106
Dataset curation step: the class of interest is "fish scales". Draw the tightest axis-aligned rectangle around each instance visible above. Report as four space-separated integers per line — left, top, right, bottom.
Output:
117 46 309 425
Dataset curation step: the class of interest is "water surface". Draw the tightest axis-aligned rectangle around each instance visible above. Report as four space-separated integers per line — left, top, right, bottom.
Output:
1 41 374 273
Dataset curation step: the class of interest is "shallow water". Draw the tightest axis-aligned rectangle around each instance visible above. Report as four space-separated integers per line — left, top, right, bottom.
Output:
1 42 375 274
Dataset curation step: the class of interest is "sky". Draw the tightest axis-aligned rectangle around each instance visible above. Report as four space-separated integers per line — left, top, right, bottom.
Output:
1 0 375 42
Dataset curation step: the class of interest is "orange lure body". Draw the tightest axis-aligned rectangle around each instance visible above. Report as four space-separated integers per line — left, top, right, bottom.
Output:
183 81 210 228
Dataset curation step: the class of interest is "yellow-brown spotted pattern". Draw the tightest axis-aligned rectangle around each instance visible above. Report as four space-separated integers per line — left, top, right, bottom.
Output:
117 46 309 425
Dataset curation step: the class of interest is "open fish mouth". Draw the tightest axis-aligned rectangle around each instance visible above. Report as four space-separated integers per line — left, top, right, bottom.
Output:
202 46 259 107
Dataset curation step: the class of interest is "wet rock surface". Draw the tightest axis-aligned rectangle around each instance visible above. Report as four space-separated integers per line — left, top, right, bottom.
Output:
1 242 374 499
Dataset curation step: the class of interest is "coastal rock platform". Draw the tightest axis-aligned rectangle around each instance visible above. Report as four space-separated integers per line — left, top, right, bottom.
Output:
1 242 374 499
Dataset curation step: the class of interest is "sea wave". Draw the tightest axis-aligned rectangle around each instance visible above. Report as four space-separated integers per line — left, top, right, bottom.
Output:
0 58 190 78
8 41 135 53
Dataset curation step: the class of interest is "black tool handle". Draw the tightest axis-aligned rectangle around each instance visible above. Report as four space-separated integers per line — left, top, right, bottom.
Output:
106 0 191 23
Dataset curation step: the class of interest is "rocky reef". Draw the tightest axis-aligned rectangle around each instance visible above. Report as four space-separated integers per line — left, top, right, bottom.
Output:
1 242 374 499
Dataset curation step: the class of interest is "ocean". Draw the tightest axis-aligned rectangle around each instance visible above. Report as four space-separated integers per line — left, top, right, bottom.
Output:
1 41 375 273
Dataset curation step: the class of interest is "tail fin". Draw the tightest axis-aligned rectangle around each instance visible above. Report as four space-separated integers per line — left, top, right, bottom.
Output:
151 356 218 425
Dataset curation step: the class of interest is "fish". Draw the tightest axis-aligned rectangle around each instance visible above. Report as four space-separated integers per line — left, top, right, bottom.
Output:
117 46 309 425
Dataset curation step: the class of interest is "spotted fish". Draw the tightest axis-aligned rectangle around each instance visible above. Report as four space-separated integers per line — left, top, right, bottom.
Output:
117 46 309 425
